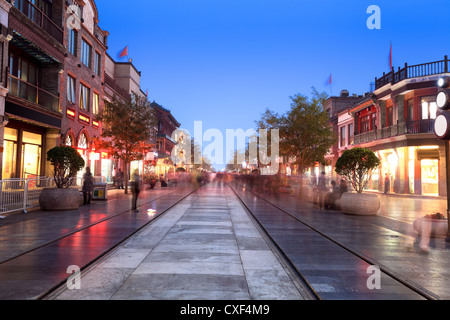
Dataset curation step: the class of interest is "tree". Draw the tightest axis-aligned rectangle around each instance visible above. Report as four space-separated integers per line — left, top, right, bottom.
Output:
95 93 157 193
256 88 336 195
334 147 380 193
47 146 85 188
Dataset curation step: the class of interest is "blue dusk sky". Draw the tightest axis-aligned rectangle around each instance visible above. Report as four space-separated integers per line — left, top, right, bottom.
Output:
96 0 450 170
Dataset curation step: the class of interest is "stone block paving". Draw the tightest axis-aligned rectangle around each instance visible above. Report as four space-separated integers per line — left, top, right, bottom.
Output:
49 186 306 300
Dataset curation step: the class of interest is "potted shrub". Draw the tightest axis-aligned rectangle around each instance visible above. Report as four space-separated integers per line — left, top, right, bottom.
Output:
334 147 381 215
39 146 85 211
413 212 448 238
143 173 158 189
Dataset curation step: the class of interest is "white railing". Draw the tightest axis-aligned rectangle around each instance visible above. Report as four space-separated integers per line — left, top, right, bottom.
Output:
0 176 84 215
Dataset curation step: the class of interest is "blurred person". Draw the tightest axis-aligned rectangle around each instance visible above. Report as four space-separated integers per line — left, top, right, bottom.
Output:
317 171 328 209
131 169 141 212
384 173 390 194
82 167 93 205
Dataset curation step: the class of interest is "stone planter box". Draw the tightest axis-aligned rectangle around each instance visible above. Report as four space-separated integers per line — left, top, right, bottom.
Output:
413 218 448 238
39 188 81 211
340 192 380 216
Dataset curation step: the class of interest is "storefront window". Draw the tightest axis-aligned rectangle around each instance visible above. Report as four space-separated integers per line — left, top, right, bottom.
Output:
20 131 42 179
421 159 439 195
2 128 18 179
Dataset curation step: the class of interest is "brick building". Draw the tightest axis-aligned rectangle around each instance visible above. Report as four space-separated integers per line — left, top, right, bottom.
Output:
2 0 66 180
61 0 108 182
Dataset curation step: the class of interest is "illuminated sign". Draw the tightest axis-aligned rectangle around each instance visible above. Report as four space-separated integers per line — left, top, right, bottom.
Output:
67 108 76 119
92 120 99 128
78 113 90 125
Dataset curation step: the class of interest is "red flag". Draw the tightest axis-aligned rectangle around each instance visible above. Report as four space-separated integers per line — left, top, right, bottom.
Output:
325 74 332 86
389 42 392 70
119 46 128 58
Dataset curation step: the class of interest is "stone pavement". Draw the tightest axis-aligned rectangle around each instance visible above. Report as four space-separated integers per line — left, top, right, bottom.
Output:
47 186 307 300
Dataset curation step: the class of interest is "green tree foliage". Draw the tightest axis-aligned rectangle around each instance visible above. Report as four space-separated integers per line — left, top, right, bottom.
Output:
256 88 336 194
95 93 157 193
335 147 380 193
47 146 85 188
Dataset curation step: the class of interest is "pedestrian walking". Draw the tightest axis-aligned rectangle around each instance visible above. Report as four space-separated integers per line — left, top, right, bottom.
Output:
131 169 141 212
317 171 328 209
118 169 124 189
384 173 390 194
82 167 94 205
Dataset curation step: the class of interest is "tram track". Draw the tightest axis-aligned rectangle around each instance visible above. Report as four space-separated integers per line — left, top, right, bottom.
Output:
0 185 200 300
230 183 441 300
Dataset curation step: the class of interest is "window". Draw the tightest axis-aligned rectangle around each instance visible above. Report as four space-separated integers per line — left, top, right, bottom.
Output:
370 112 377 131
340 126 346 148
421 96 437 120
94 51 101 75
79 83 90 111
93 92 99 115
360 115 370 133
67 75 76 103
81 39 91 67
348 124 354 145
69 29 77 56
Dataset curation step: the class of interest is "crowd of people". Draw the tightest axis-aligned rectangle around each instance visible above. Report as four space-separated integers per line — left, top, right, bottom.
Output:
82 166 349 212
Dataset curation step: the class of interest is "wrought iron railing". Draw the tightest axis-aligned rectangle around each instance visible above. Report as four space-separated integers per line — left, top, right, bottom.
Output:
8 74 60 113
375 56 449 90
13 0 63 43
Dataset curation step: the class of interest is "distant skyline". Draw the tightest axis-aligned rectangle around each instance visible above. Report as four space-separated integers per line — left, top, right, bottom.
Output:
96 0 450 170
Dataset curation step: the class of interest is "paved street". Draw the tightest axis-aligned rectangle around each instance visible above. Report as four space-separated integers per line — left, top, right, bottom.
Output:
1 181 450 301
47 186 305 300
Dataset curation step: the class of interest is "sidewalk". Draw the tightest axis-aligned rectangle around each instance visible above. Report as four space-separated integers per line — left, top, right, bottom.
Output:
47 185 307 300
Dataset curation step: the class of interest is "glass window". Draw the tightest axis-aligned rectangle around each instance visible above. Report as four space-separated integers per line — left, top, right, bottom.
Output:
79 84 90 111
69 29 77 56
340 126 345 148
421 96 438 120
81 39 91 67
93 92 99 115
22 131 42 145
348 124 354 145
78 133 88 149
67 75 76 103
94 52 101 75
4 127 18 141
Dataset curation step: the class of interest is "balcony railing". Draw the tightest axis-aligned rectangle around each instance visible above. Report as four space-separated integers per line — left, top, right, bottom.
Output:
8 74 60 113
354 119 435 145
13 0 63 44
375 56 449 90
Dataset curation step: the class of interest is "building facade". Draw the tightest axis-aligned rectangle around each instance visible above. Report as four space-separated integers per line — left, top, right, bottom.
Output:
3 0 65 180
61 0 108 182
336 57 449 197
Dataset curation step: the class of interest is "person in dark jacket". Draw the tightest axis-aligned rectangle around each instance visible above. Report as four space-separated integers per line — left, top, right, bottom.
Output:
82 167 93 205
131 169 141 212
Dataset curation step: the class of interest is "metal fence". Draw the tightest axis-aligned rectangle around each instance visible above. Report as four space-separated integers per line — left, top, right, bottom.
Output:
0 177 83 215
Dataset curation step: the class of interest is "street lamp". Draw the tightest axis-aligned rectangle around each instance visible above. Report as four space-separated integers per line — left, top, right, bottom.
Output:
434 76 450 242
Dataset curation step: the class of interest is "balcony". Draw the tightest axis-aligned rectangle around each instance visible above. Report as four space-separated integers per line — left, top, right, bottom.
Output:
354 119 435 145
375 56 449 90
12 0 63 44
8 74 60 113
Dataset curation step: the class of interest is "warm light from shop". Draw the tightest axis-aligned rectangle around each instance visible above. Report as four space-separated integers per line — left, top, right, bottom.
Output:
90 152 100 161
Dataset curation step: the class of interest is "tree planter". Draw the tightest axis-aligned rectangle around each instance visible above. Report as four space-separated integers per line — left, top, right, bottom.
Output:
39 188 81 211
340 192 380 216
413 218 448 238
